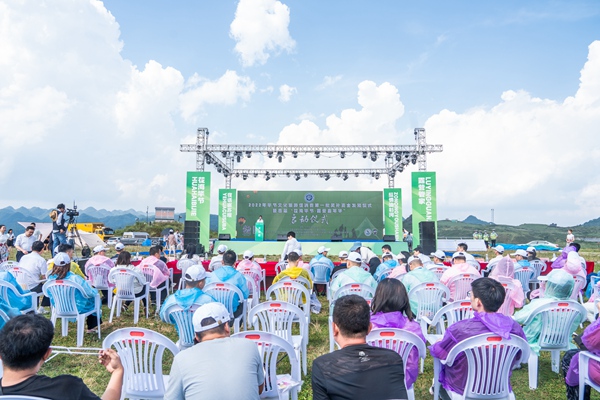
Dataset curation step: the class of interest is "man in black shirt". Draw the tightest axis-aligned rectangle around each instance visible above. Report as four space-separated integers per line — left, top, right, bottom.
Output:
0 314 124 400
312 295 407 400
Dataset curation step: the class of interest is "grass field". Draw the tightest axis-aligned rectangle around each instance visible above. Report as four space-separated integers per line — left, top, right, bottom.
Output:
8 248 600 398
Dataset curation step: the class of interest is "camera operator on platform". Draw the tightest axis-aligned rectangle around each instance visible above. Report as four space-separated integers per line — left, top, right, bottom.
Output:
50 204 68 256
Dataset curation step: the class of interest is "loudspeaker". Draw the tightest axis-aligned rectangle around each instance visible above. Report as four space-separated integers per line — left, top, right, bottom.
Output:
218 233 231 241
419 221 436 254
184 231 199 246
331 234 343 242
184 221 200 229
383 235 396 242
277 234 287 241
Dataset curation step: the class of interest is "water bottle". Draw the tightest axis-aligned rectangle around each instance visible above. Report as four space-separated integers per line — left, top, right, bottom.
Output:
136 252 140 261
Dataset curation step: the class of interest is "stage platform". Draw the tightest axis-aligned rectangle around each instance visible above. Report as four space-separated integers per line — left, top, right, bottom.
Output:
213 240 410 257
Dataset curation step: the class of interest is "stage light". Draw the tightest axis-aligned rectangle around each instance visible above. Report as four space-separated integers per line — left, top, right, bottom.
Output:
355 173 359 177
217 167 222 173
370 152 378 162
398 166 404 172
235 172 240 177
292 151 298 158
315 151 320 158
319 173 324 178
295 175 300 181
362 151 368 158
395 152 401 161
246 151 252 158
411 155 417 165
286 172 291 177
277 151 283 163
336 173 341 177
268 151 273 158
386 151 393 159
340 151 345 158
343 174 348 181
266 176 270 181
375 173 380 179
389 171 395 178
253 173 258 177
206 158 212 164
304 173 308 178
243 174 248 180
278 156 283 163
234 151 242 163
324 173 330 181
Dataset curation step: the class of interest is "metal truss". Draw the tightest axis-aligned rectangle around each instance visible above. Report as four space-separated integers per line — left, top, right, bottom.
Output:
181 127 443 188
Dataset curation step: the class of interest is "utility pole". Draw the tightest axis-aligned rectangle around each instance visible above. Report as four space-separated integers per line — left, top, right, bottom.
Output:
146 206 149 225
491 209 494 224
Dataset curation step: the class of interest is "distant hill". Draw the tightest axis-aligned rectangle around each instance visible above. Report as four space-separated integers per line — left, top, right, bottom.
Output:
583 217 600 227
462 215 490 225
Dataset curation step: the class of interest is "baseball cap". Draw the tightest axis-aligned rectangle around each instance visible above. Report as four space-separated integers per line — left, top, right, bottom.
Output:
349 241 362 252
526 246 536 253
184 265 207 282
430 250 445 259
493 245 504 253
347 251 362 263
193 302 231 332
217 244 227 253
115 243 125 251
93 245 108 254
407 255 417 264
53 252 70 267
452 252 467 259
169 229 174 233
317 246 330 254
513 249 528 257
338 251 348 259
243 250 254 259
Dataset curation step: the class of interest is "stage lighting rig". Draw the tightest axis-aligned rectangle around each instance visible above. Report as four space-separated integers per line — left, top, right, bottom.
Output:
315 151 320 158
292 151 298 158
277 151 284 163
340 151 345 158
267 151 274 158
370 152 378 162
362 151 368 158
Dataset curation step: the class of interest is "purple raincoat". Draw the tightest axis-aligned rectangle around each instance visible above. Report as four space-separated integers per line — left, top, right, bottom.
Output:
551 246 576 269
565 316 600 387
370 311 426 389
429 312 526 395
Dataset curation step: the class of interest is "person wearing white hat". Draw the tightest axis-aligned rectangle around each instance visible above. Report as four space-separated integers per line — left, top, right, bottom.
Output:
484 245 505 276
439 252 481 301
309 245 334 271
330 251 349 280
208 244 228 271
160 265 215 328
329 251 377 297
111 242 125 262
430 250 446 266
511 249 530 272
236 250 263 286
165 302 265 399
84 245 115 289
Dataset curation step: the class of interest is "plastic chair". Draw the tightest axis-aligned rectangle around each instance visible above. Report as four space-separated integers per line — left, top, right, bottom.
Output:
232 331 301 400
85 263 113 308
578 351 600 400
42 279 101 347
176 258 197 290
514 267 534 298
244 275 261 316
496 279 518 316
249 301 308 376
279 275 313 294
446 273 478 301
571 275 586 304
334 282 375 301
239 267 263 295
366 328 427 400
266 280 311 324
0 260 18 271
377 268 394 282
103 327 179 399
7 266 35 290
407 282 450 322
275 261 288 276
0 279 38 314
311 261 332 297
529 260 547 289
467 259 481 272
139 264 168 313
108 268 150 324
427 265 448 281
420 300 475 345
522 300 586 389
361 263 370 272
432 333 530 400
161 302 202 350
204 282 247 333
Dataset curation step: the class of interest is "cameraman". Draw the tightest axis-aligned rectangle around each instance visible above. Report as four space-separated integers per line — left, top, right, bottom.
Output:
51 204 68 256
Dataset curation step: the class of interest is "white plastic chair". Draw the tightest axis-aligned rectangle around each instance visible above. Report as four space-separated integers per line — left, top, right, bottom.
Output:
366 328 426 400
529 260 547 289
427 265 448 281
571 275 586 304
377 268 394 282
176 258 197 290
0 279 38 314
139 264 168 313
408 282 450 322
275 261 288 276
85 263 113 308
204 282 247 333
280 275 313 294
7 266 35 290
162 302 202 350
266 280 311 324
232 331 301 400
311 261 332 297
244 275 261 317
0 260 18 271
239 267 263 296
432 333 530 400
446 273 478 301
249 301 308 376
42 279 101 347
467 259 481 272
420 300 475 345
334 282 375 301
496 279 518 316
108 268 150 324
514 267 534 298
103 327 179 399
522 300 586 389
578 351 600 400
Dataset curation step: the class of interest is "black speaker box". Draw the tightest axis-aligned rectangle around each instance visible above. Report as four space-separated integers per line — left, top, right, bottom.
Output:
218 233 231 241
184 220 200 229
331 234 343 242
383 235 396 242
419 221 436 254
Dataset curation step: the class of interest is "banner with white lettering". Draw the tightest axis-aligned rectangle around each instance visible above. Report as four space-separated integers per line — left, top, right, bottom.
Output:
411 171 437 246
186 171 211 248
383 188 402 241
218 188 237 238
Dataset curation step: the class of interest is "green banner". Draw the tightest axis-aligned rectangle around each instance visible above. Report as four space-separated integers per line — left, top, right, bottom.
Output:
411 171 437 246
185 171 211 249
384 188 402 241
218 189 237 238
236 191 383 241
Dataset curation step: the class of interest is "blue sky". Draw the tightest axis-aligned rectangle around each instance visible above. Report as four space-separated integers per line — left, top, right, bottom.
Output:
1 0 600 225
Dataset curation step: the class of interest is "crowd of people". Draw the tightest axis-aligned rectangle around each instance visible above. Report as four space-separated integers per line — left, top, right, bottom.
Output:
0 224 599 399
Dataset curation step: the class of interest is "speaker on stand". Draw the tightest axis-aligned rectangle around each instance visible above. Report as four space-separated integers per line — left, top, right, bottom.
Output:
419 221 436 255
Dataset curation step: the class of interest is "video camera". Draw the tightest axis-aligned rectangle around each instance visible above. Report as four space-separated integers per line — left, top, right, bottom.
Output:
66 203 79 219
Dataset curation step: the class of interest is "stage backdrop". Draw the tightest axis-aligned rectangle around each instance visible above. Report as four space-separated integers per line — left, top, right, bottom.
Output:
236 191 384 241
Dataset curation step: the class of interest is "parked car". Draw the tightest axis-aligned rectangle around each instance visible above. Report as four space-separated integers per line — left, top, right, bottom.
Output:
520 240 559 248
119 232 150 246
106 237 119 246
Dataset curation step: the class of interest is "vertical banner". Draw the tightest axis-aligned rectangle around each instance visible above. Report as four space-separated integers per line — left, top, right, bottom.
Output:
186 171 211 249
218 189 237 238
383 188 402 241
411 171 437 247
255 218 264 241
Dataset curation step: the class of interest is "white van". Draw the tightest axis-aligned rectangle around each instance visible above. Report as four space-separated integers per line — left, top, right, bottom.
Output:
120 232 150 245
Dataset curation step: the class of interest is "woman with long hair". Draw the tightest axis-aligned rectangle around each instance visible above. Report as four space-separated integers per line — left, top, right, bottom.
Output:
370 278 426 389
181 243 201 262
114 251 147 305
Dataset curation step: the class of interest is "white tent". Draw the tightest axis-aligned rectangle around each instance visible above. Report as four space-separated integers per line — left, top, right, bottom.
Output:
17 222 52 241
18 222 105 249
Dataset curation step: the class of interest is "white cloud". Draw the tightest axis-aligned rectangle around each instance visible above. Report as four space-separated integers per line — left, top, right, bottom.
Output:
316 75 342 90
296 112 315 121
278 84 296 102
230 0 296 67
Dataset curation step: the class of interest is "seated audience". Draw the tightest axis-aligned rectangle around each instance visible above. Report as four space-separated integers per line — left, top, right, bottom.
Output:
388 260 408 279
165 302 264 399
46 243 86 279
110 242 125 262
236 250 263 286
209 244 227 271
0 314 123 399
349 242 381 275
551 245 576 270
412 246 432 265
430 278 526 398
0 270 33 313
370 279 425 390
206 250 249 318
16 240 47 291
312 295 407 400
329 252 377 296
440 252 481 301
85 245 115 272
272 251 313 293
309 246 335 269
526 246 540 261
401 257 439 315
514 269 579 356
138 246 170 302
512 249 530 271
430 250 446 266
488 256 525 315
373 253 397 281
485 245 505 276
181 243 202 262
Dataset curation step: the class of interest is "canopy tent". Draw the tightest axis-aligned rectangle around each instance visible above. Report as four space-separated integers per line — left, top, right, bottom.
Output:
17 222 52 241
19 222 105 249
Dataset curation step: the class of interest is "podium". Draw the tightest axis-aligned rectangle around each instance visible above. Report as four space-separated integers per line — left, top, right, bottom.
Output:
255 220 264 242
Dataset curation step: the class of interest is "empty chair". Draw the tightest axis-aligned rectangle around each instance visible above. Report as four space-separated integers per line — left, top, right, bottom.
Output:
204 282 247 332
232 331 301 400
432 333 529 400
311 261 333 296
266 280 311 324
103 328 179 399
0 260 19 271
7 266 33 290
445 273 478 301
366 328 426 400
420 300 475 345
108 267 150 324
85 263 113 308
427 265 448 281
0 278 37 314
42 279 101 347
529 259 547 289
514 267 535 298
161 303 202 349
407 282 450 322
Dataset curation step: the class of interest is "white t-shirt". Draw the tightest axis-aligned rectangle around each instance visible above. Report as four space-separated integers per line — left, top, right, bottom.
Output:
566 233 575 244
15 233 36 252
16 251 47 289
281 238 301 261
